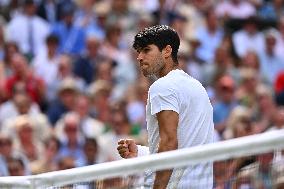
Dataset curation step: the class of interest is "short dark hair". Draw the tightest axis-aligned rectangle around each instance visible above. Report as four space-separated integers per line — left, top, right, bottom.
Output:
24 0 35 6
133 25 180 63
46 34 59 45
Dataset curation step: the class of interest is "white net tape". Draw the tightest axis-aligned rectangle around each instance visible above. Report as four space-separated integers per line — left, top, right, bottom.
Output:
1 130 284 188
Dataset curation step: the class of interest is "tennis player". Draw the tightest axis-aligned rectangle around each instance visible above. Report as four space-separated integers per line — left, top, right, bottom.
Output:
117 25 214 189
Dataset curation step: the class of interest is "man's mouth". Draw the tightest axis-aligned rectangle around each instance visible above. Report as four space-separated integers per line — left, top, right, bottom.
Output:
140 63 148 67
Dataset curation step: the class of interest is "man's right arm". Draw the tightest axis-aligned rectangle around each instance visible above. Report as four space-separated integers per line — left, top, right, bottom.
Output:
117 139 138 158
117 139 149 158
137 145 150 156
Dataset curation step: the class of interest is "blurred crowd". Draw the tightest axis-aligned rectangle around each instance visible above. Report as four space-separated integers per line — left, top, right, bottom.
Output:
0 0 284 188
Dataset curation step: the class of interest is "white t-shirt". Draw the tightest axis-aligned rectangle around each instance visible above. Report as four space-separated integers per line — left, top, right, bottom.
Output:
138 69 214 189
215 1 256 19
6 14 50 55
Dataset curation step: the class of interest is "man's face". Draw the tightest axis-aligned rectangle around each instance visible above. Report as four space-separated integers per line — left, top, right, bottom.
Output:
11 55 28 76
25 4 37 16
136 44 165 77
86 39 99 57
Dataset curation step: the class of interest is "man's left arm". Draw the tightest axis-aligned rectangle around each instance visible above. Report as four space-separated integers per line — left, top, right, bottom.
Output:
153 110 179 189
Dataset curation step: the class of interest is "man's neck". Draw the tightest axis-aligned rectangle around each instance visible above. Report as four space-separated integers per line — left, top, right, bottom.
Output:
158 64 179 78
148 74 158 83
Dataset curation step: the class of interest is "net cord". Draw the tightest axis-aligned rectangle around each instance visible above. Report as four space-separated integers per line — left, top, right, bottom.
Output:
1 130 284 188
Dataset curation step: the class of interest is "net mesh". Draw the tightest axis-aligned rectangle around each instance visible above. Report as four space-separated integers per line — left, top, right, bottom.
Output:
38 153 284 189
1 130 284 189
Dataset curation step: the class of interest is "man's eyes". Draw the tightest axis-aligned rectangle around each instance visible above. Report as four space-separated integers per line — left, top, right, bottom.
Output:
142 48 150 52
137 47 151 54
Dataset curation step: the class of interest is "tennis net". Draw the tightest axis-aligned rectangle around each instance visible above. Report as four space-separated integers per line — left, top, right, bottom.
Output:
1 129 284 189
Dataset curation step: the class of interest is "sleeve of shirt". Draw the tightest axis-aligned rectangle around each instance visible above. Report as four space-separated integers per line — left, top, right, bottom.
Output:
149 87 180 115
137 145 150 156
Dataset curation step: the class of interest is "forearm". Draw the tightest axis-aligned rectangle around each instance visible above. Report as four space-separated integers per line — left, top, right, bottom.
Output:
153 169 173 189
153 110 179 188
153 142 177 189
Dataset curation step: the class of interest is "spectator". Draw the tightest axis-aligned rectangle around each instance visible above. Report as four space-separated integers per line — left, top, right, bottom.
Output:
252 85 277 133
236 68 260 108
7 157 26 176
73 35 102 85
215 0 257 20
98 102 134 161
257 0 284 23
213 75 238 139
100 24 124 60
168 12 187 40
239 51 270 84
0 92 51 142
51 2 86 55
106 0 138 32
175 0 206 42
179 35 204 82
36 0 61 25
74 0 105 40
100 25 137 100
88 79 112 123
92 1 110 38
94 58 116 90
0 92 42 132
13 115 44 163
55 54 86 92
0 134 13 176
0 0 22 22
2 41 19 78
0 133 30 176
151 0 182 26
31 136 60 174
258 28 284 85
240 50 260 71
6 0 50 59
195 8 224 64
202 45 238 88
73 94 105 138
31 34 60 102
125 79 149 130
80 137 100 166
54 94 105 140
4 53 46 105
223 105 253 140
55 112 85 167
232 16 265 58
47 77 79 125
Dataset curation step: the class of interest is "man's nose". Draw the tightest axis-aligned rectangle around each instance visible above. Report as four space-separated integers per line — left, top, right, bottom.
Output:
137 53 143 62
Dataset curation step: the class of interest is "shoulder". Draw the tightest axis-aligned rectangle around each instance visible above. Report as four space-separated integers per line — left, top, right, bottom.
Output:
7 16 23 27
34 16 47 24
149 77 175 97
51 22 64 31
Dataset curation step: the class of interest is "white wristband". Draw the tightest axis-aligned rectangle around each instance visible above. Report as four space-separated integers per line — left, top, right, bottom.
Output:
137 145 150 156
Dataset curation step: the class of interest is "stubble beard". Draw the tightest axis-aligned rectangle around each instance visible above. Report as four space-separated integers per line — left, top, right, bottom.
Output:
144 58 165 83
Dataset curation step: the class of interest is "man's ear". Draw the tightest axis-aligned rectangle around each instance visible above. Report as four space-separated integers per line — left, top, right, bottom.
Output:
162 45 172 59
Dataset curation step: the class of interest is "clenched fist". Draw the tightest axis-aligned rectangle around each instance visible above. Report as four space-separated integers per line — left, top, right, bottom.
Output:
117 139 138 158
